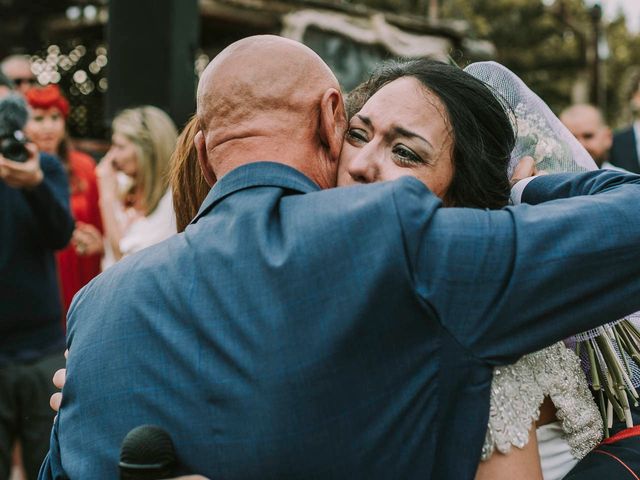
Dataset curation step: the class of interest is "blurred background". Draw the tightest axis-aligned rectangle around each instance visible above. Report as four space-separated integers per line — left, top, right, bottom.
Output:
1 0 639 150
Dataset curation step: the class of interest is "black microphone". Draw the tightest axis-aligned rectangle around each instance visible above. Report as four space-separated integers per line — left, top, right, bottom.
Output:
119 425 176 480
0 94 29 162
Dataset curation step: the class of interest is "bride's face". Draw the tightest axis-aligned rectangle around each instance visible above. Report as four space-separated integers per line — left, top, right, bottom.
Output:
337 77 454 199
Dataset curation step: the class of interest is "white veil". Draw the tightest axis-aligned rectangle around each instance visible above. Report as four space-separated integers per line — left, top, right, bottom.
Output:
464 61 595 176
465 61 640 429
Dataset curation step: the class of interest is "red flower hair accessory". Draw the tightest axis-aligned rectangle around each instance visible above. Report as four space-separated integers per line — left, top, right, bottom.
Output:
25 84 70 118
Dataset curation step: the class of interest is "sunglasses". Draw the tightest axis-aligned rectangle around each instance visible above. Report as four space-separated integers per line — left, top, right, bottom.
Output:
13 77 37 86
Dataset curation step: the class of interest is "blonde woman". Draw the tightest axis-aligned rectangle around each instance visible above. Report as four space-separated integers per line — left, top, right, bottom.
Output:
98 106 178 267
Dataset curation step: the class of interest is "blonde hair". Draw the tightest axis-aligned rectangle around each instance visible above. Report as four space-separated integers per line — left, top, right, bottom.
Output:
112 106 178 214
168 115 212 232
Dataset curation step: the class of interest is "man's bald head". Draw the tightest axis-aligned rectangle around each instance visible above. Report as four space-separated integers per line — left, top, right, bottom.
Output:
560 104 612 167
198 36 339 143
195 35 346 188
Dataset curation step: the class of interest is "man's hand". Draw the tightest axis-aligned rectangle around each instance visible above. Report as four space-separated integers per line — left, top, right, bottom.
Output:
0 143 44 189
510 156 547 187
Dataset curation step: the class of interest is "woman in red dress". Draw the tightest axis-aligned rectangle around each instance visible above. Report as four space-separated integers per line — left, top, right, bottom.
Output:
24 85 103 318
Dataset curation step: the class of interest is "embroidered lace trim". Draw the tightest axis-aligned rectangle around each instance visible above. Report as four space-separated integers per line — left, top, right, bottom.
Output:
481 342 603 461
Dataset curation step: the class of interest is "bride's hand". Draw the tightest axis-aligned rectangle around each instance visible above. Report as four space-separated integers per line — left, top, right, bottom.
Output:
510 156 547 187
50 350 68 416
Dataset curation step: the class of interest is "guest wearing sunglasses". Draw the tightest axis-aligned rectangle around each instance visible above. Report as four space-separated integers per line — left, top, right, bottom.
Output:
1 55 37 95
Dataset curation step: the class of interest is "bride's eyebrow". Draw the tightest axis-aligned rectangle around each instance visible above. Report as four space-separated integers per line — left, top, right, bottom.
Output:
391 125 433 150
356 113 434 150
354 114 373 128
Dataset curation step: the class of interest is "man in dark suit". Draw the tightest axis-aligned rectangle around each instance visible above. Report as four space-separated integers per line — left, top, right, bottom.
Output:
41 36 640 480
610 72 640 173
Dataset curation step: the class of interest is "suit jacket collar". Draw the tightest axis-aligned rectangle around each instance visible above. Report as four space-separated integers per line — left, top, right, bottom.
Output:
192 161 321 224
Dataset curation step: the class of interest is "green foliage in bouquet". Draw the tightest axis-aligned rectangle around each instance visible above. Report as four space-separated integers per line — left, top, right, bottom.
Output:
576 320 640 437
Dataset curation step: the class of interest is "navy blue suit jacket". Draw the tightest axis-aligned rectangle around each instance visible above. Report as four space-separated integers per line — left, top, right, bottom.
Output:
610 126 640 173
41 163 640 479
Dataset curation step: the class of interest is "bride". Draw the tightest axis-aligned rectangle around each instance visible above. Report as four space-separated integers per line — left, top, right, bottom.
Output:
342 59 604 480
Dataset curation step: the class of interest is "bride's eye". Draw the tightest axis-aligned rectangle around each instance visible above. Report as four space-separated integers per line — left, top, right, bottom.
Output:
347 128 368 145
392 145 424 166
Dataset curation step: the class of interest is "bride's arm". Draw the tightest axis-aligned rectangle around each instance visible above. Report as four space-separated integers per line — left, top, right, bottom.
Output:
475 398 557 480
476 422 543 480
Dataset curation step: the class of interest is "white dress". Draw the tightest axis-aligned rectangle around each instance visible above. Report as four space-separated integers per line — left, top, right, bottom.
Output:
482 342 603 480
119 189 176 256
102 189 176 269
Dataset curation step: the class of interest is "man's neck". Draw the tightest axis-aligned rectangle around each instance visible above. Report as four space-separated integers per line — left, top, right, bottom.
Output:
211 141 335 190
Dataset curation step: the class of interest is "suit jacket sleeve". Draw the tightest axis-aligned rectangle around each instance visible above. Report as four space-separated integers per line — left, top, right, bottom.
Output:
37 416 68 480
392 171 640 366
22 153 74 250
521 169 640 204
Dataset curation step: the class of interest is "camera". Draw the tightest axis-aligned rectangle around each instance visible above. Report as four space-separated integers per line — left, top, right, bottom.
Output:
0 130 28 162
0 94 29 162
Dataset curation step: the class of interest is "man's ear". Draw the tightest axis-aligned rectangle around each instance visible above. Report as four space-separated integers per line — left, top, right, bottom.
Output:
195 130 216 187
319 88 348 162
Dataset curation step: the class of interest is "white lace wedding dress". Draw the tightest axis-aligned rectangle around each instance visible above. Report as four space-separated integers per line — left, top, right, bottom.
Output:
481 342 603 480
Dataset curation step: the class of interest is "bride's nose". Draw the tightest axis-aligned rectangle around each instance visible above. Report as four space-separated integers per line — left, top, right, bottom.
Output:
347 149 380 184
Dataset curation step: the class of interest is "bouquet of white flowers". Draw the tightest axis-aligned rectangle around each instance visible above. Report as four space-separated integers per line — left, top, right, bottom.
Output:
512 102 588 174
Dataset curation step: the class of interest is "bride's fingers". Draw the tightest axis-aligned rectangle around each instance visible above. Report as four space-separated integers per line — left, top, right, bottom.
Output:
53 368 66 389
50 392 62 413
510 156 536 186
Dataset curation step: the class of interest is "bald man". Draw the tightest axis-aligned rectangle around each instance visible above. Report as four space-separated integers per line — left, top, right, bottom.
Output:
560 104 622 170
41 36 640 479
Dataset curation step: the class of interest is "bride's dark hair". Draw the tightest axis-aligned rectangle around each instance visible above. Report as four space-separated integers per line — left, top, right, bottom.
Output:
346 59 515 209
